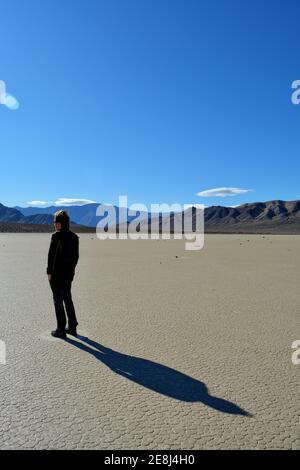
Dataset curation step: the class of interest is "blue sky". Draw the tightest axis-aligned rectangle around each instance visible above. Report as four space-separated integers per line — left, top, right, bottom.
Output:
0 0 300 209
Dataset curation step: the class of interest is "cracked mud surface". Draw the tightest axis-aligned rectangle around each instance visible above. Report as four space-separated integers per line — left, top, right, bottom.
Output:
0 234 299 449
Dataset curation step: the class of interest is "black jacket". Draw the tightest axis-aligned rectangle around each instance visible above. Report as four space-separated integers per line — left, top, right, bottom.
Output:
47 230 79 284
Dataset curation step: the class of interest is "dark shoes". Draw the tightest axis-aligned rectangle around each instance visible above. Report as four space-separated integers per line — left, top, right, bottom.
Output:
51 327 78 338
66 327 78 337
51 329 66 339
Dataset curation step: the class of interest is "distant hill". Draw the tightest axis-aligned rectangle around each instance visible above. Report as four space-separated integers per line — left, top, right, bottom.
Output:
203 200 300 233
14 203 101 227
115 200 300 234
15 203 149 227
0 203 93 231
0 203 55 224
3 199 300 233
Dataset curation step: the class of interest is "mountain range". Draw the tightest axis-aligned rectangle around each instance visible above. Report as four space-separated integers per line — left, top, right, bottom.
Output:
0 203 55 224
14 203 102 227
14 203 147 228
0 203 92 232
125 200 300 234
203 199 300 233
0 199 299 233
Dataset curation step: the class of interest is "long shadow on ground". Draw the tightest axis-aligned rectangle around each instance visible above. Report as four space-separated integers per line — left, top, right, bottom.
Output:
65 335 252 416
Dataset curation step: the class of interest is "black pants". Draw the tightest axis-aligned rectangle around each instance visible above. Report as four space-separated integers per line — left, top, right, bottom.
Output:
50 280 78 331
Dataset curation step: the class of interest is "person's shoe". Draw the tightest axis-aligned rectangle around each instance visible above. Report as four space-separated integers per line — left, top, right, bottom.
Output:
51 329 66 339
66 327 78 337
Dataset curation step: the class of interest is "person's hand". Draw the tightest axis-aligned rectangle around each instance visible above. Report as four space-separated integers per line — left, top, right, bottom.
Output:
48 274 52 281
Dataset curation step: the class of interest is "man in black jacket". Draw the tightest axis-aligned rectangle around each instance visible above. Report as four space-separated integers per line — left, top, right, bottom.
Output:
47 210 79 338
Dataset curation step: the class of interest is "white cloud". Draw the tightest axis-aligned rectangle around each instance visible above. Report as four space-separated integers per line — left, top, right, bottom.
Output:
4 94 19 110
54 198 97 206
27 200 52 206
0 80 19 110
196 187 252 198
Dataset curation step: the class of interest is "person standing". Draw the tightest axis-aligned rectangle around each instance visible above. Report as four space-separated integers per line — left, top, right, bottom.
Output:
47 210 79 338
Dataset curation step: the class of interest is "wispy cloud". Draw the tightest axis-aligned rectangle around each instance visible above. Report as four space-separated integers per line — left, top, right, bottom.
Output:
0 80 19 110
54 198 97 206
27 200 52 206
27 198 97 207
196 187 252 198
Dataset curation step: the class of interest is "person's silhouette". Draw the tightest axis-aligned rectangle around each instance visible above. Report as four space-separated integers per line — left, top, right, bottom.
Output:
47 210 79 338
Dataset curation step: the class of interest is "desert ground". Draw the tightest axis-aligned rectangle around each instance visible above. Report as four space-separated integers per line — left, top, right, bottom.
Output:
0 233 299 449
